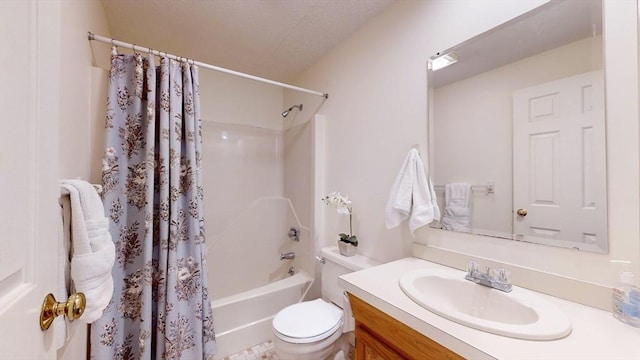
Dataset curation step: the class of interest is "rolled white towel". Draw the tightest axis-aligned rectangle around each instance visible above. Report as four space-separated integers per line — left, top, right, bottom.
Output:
441 183 472 233
60 180 115 323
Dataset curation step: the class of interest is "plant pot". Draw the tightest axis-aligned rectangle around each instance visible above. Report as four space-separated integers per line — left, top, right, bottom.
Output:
338 241 357 257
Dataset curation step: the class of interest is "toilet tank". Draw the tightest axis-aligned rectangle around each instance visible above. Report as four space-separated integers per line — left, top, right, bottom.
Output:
320 246 380 308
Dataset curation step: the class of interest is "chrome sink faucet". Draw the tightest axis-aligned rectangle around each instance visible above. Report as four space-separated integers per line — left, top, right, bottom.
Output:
465 260 512 293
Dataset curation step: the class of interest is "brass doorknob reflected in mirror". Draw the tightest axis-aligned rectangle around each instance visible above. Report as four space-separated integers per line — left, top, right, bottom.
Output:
516 208 528 217
39 292 86 331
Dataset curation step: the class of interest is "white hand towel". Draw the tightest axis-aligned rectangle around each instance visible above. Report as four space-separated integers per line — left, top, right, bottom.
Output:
59 179 115 323
441 183 472 232
385 149 440 235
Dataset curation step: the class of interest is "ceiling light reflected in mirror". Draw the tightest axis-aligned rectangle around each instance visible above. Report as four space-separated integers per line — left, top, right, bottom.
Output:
429 52 459 71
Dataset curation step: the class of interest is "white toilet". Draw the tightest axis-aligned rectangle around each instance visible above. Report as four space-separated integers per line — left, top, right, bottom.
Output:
271 246 379 360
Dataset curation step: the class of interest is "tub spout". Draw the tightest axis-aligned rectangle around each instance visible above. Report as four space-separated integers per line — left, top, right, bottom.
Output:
280 252 295 260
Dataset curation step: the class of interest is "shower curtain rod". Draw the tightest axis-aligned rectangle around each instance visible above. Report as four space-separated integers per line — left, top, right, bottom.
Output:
88 32 329 99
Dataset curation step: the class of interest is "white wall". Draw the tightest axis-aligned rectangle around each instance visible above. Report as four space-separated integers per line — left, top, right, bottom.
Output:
290 0 549 261
58 1 112 359
199 70 284 131
291 0 639 308
433 36 602 237
60 0 111 182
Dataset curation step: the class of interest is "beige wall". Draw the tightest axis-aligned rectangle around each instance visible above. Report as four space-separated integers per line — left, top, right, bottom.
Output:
291 0 639 307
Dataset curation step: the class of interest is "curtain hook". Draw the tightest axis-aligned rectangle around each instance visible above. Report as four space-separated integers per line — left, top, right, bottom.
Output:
132 44 139 55
110 39 118 56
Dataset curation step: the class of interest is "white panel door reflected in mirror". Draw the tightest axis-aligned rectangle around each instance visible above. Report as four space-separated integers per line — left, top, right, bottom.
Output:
428 0 607 253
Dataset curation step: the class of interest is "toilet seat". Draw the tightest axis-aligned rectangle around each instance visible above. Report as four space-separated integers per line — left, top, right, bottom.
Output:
273 299 343 344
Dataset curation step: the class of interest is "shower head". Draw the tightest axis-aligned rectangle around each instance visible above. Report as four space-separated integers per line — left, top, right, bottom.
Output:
282 104 303 118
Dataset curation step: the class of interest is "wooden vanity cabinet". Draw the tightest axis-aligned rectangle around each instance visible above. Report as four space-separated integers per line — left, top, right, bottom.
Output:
348 293 464 360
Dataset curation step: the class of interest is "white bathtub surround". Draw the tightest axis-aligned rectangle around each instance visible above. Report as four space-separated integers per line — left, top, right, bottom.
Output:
202 121 314 302
339 258 640 359
221 340 355 360
206 196 311 299
212 272 313 359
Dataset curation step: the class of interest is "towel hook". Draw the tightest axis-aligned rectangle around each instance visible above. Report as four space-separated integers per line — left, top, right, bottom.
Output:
411 144 421 155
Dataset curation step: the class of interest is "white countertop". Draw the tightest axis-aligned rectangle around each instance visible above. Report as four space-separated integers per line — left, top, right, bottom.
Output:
338 257 640 360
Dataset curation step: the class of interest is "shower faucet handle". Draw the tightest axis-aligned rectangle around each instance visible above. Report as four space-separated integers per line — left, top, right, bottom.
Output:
288 227 300 242
280 252 295 261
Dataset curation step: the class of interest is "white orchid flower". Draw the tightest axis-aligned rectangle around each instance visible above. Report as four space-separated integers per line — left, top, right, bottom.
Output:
322 191 357 246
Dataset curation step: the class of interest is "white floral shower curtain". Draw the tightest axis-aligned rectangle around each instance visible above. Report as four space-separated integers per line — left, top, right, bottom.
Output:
92 52 216 359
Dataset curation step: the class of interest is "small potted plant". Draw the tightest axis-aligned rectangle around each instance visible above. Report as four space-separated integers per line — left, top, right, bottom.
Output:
322 191 358 256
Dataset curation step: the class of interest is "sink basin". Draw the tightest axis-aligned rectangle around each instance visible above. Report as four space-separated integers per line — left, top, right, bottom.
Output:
399 268 572 340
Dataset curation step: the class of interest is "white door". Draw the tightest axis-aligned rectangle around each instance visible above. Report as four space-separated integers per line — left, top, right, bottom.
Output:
513 71 607 252
0 0 62 358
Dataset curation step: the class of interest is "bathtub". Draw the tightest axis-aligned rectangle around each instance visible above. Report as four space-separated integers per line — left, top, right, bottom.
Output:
211 270 313 359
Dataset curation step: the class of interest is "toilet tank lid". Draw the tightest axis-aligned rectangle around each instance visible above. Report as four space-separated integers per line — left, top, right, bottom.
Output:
321 246 381 271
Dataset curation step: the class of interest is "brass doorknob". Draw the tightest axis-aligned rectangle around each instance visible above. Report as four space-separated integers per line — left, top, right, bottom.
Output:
39 292 86 331
516 208 528 217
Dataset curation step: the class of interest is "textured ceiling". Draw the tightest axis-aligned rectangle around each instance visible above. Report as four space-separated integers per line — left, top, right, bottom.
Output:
100 0 396 82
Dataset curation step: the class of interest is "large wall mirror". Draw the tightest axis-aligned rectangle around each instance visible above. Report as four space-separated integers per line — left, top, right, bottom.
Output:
428 0 607 253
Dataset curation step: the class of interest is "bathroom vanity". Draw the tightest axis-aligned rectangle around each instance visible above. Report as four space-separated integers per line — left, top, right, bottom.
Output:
349 293 462 359
340 258 640 360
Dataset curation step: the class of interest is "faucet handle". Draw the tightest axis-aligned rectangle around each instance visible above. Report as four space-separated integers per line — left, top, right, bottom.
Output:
466 260 478 274
493 267 511 284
